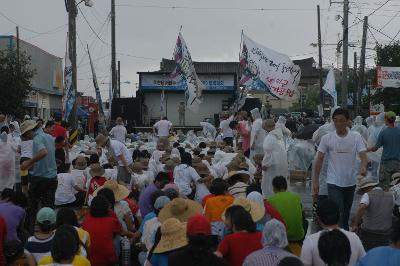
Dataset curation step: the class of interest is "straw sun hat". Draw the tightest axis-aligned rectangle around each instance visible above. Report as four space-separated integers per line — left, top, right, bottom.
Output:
222 197 265 222
131 162 143 174
89 163 105 177
93 180 130 201
356 175 379 195
158 198 203 223
74 156 87 170
153 218 188 254
391 172 400 186
20 120 37 135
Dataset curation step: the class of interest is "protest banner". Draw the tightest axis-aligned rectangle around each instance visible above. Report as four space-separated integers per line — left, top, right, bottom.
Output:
377 66 400 88
239 34 301 101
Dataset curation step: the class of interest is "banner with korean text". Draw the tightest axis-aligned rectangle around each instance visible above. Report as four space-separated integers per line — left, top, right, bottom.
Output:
377 66 400 88
239 34 301 101
171 32 205 112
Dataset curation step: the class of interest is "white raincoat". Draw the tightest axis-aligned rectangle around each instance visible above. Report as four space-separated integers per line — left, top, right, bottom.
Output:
275 116 292 149
200 122 217 140
351 116 368 142
261 128 288 197
368 113 385 179
0 132 15 191
250 108 266 160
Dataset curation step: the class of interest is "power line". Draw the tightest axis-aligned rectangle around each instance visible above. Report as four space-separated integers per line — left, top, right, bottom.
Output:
116 52 159 61
78 5 110 46
379 10 400 30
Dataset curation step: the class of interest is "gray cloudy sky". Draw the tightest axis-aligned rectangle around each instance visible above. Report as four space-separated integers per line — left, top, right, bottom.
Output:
1 0 399 99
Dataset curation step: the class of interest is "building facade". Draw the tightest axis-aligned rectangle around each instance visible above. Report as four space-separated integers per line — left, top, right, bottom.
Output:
0 36 63 120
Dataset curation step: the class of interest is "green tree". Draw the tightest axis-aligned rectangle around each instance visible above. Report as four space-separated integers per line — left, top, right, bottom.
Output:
289 86 320 113
0 48 35 116
372 42 400 114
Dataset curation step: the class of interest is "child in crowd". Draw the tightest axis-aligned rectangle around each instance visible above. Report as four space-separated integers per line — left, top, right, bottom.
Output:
86 164 108 204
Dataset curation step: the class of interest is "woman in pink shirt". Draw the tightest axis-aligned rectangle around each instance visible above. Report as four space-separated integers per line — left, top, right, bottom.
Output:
238 111 251 157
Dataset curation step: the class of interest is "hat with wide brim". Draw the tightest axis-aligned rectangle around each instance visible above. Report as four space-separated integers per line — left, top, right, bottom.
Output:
158 198 203 223
20 120 37 135
194 163 210 176
222 197 265 222
93 180 130 201
391 172 400 186
95 134 109 147
131 162 143 174
74 156 87 170
356 175 379 194
89 163 105 177
153 218 188 253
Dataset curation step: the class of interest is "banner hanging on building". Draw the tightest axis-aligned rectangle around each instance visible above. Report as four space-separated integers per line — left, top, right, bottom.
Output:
377 66 400 88
322 68 337 107
239 34 301 101
171 32 205 112
63 48 75 122
88 45 104 116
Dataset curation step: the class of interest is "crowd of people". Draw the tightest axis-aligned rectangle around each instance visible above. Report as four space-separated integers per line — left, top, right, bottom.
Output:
0 107 399 266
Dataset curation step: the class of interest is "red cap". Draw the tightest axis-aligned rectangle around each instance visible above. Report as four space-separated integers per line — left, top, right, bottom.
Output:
187 214 211 236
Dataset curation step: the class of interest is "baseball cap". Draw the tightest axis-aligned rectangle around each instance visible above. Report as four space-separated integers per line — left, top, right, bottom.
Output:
386 111 397 121
154 196 171 211
36 207 56 224
187 214 211 236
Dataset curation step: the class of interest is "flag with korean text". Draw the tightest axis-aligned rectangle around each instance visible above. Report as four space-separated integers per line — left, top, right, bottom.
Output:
239 34 301 101
170 32 205 112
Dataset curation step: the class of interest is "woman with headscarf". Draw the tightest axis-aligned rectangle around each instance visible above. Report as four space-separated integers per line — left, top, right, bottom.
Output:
243 219 295 266
249 108 266 162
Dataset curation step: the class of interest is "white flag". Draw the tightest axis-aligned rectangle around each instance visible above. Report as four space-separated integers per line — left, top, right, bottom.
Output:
322 68 337 107
171 33 205 112
239 34 301 101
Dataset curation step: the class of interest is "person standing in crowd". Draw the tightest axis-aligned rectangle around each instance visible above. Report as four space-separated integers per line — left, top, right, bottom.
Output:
243 219 295 266
313 108 368 230
178 102 186 126
51 112 69 173
301 199 365 266
109 117 127 143
352 176 394 251
261 119 288 198
95 134 133 184
219 113 234 147
20 123 34 195
153 117 173 148
268 176 305 256
20 120 57 214
367 111 400 189
249 108 266 161
355 220 400 266
237 111 251 157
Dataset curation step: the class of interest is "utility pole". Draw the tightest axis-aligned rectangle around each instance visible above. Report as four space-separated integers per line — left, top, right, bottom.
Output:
341 0 349 109
317 5 324 111
359 16 368 116
353 52 358 114
118 60 121 97
111 0 117 99
16 26 20 68
67 0 78 129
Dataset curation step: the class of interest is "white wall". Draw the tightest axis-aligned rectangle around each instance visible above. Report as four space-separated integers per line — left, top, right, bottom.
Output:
144 92 232 126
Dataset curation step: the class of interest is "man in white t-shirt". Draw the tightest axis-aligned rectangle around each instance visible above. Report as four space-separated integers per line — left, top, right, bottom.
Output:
153 117 172 148
219 114 234 146
109 117 127 143
95 134 133 184
313 108 368 230
301 199 365 266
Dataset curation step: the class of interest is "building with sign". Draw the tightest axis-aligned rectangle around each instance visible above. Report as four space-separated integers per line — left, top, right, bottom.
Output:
0 36 63 119
137 59 239 126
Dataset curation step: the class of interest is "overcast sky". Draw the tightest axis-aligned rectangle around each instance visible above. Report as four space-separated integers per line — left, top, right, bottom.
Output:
1 0 399 99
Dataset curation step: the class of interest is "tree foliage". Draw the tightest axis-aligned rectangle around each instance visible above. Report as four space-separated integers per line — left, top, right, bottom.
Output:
0 48 35 116
372 42 400 113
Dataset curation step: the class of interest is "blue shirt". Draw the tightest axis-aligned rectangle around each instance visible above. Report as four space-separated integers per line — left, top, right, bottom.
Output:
31 128 57 178
376 127 400 161
356 246 400 266
149 253 169 266
138 211 156 233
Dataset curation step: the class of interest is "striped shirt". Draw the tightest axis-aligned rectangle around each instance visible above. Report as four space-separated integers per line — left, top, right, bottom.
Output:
228 182 248 198
243 247 295 266
25 233 55 263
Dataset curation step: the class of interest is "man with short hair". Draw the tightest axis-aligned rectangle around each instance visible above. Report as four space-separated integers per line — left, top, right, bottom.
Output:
268 176 305 249
313 108 368 230
138 172 170 218
367 111 400 189
219 113 234 146
153 117 172 148
301 199 365 266
109 117 127 143
51 112 69 173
